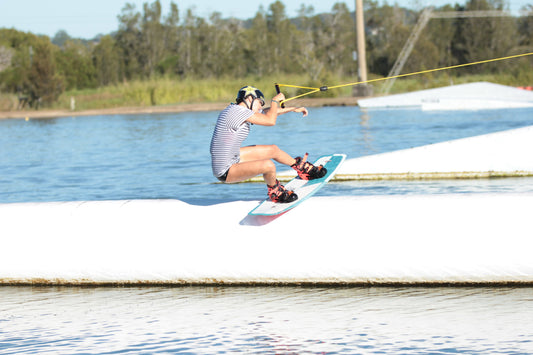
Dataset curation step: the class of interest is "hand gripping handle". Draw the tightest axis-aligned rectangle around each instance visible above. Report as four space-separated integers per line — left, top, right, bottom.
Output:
274 84 285 108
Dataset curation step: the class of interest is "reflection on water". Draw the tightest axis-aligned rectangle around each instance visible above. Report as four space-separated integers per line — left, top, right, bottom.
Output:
1 287 532 354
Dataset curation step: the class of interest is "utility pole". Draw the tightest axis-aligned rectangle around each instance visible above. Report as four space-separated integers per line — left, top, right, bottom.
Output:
355 0 372 96
356 0 367 82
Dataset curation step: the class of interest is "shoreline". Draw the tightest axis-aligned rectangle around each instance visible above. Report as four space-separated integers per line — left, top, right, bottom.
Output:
0 97 361 120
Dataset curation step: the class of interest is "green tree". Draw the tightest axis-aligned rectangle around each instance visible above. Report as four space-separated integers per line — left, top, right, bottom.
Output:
365 3 414 76
141 0 165 77
52 30 71 47
293 5 324 80
518 4 533 47
206 13 243 77
402 9 440 75
180 8 196 76
0 45 14 79
454 0 518 73
156 1 180 76
28 38 63 104
191 16 210 76
116 2 142 80
92 35 120 86
0 30 62 104
513 5 533 83
246 7 270 76
266 1 295 74
55 39 97 90
427 5 458 68
0 29 34 93
327 3 357 76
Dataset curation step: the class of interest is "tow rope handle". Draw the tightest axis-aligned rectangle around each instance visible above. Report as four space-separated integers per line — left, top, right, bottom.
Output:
274 84 285 108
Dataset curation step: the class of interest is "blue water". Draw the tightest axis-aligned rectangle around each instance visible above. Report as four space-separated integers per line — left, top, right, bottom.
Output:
1 286 532 354
1 106 532 204
1 106 533 354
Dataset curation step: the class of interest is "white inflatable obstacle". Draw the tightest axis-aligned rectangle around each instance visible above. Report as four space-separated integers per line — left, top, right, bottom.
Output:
358 82 533 110
337 125 533 180
1 193 532 285
276 125 533 181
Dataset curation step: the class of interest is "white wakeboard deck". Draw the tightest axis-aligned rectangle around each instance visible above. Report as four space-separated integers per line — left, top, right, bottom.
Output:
249 154 346 216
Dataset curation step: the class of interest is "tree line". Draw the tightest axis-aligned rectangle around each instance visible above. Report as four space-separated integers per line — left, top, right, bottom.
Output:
0 0 532 106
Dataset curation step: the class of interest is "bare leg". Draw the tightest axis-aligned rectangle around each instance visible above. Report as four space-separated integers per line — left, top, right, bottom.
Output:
240 145 296 166
225 145 296 185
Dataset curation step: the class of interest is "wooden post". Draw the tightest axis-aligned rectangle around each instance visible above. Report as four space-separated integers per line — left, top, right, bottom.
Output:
356 0 367 83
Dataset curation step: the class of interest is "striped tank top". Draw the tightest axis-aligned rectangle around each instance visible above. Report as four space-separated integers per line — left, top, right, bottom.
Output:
210 104 254 178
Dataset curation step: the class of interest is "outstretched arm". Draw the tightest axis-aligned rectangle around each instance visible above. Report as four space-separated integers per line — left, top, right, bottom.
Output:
248 103 308 126
272 106 308 117
246 92 309 126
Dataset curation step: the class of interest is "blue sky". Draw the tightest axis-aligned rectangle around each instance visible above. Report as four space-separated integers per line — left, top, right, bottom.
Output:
1 0 531 39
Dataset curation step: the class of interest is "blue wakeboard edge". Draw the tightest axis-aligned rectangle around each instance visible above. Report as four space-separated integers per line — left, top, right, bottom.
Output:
248 153 346 216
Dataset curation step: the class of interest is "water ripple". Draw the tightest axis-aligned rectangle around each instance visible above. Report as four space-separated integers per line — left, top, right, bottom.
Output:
4 287 532 354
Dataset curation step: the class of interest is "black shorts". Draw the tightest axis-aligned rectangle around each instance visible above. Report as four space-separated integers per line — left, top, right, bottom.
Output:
216 169 229 182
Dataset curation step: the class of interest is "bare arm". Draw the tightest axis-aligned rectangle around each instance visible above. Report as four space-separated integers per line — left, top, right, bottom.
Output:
246 93 308 126
267 106 308 117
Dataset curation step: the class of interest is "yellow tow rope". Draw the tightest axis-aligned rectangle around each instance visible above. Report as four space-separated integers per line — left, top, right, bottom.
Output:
276 51 533 106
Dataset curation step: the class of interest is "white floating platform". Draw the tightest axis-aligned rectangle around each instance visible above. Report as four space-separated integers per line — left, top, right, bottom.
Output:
358 82 533 110
277 125 533 181
1 194 532 285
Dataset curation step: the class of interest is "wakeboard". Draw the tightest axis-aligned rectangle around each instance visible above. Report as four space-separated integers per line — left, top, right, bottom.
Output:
248 153 346 216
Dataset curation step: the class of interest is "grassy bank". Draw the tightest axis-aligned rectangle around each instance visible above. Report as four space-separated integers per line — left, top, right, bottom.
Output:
52 74 328 112
2 71 531 113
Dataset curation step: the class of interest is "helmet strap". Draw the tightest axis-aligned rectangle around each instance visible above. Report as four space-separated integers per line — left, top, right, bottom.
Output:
244 96 254 110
